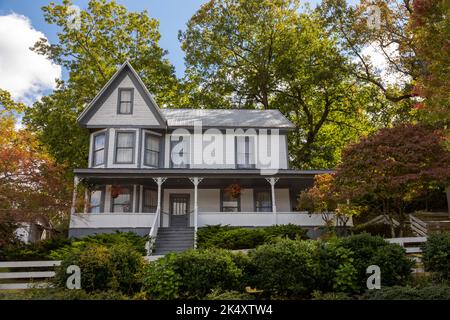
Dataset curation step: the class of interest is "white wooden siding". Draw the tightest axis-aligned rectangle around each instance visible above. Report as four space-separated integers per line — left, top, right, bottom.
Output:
86 75 161 126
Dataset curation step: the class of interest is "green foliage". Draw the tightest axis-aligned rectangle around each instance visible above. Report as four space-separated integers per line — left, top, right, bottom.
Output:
197 224 307 250
361 284 450 300
142 254 181 300
0 237 72 261
55 243 144 295
142 249 243 299
49 232 147 259
248 239 316 297
421 232 450 280
173 249 244 298
311 291 352 300
339 233 414 291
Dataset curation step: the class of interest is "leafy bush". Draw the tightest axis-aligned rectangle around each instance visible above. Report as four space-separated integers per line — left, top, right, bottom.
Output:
197 224 307 250
50 232 147 259
338 233 413 291
361 284 450 300
142 254 181 300
311 291 353 300
173 249 244 298
142 249 243 299
0 237 72 261
248 239 316 297
54 243 145 295
421 232 450 280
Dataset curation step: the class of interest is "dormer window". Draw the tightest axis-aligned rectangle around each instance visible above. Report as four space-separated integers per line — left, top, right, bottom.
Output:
117 88 133 114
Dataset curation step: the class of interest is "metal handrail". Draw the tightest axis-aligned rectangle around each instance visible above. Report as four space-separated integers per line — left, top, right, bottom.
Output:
146 208 160 255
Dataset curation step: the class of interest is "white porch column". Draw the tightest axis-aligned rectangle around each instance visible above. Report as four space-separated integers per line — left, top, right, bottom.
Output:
189 177 203 248
70 176 79 216
266 177 279 224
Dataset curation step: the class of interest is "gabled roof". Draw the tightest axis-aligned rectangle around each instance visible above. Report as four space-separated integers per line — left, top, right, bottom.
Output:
77 61 167 127
161 109 295 129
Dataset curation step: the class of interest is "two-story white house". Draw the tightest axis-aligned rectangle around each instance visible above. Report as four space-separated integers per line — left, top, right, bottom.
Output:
69 61 337 255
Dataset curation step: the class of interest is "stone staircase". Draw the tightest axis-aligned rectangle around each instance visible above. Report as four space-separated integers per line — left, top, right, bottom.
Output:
152 227 195 255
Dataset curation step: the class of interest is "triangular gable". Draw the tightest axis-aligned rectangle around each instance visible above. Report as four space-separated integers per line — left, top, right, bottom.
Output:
77 61 167 128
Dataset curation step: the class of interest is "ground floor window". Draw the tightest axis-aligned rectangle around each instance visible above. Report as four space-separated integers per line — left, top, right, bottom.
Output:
111 185 133 213
89 188 104 213
221 189 240 212
254 190 272 212
143 188 157 213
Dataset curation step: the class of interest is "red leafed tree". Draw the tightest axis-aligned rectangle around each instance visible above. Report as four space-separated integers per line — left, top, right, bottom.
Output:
0 115 71 245
334 123 450 236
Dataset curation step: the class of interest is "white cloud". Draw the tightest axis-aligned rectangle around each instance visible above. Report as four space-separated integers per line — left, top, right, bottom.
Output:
360 42 410 87
0 13 61 105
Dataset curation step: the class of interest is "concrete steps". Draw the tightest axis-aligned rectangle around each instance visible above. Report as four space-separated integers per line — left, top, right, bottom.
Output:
152 227 194 255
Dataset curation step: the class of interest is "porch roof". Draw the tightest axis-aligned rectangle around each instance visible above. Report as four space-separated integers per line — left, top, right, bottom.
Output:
73 168 334 189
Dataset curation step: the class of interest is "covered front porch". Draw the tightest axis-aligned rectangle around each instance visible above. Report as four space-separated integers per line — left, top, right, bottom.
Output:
69 169 339 240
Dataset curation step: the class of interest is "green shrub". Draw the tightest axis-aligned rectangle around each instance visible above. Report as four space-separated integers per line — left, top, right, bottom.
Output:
173 249 244 298
197 224 308 250
338 233 413 291
248 239 316 297
311 291 353 300
54 243 145 295
0 237 72 261
421 232 450 280
50 232 147 259
361 284 450 300
142 254 181 300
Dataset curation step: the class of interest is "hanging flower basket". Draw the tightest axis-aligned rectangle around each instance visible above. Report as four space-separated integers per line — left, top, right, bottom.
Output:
225 183 241 198
111 185 122 199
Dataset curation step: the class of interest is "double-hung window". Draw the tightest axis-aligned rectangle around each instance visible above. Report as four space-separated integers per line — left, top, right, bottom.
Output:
255 190 272 212
115 132 135 164
236 136 255 169
142 188 157 213
118 88 133 114
89 188 104 213
221 189 240 212
144 133 160 167
92 132 106 166
111 186 133 213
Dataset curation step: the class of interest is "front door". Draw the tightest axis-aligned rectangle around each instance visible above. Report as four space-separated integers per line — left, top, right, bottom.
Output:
169 194 190 227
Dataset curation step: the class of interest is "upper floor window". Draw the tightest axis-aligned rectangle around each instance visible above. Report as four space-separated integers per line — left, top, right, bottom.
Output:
255 190 272 212
92 132 106 166
115 131 135 164
118 88 133 114
144 133 160 167
170 136 190 168
89 188 104 213
221 189 240 212
111 185 133 213
143 188 157 213
236 136 255 169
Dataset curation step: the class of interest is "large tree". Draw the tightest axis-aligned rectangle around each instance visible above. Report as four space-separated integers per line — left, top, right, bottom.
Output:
180 0 379 168
333 124 450 236
24 0 185 170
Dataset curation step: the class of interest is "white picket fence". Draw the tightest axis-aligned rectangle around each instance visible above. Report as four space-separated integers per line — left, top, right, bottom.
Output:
0 260 61 290
386 237 427 254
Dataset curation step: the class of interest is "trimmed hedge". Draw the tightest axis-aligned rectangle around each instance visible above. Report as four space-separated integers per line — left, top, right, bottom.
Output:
197 224 308 250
